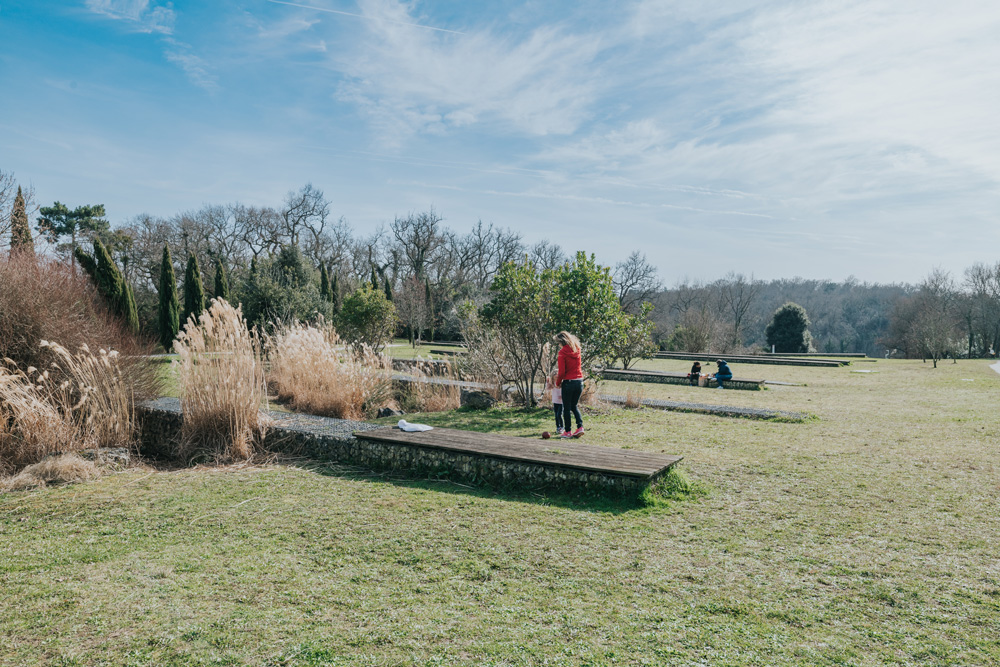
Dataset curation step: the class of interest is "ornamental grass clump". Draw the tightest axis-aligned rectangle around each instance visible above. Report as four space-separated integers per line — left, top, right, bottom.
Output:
0 341 137 475
266 321 391 419
398 358 462 413
173 299 267 462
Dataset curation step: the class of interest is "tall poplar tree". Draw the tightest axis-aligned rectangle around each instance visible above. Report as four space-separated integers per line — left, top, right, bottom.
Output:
77 238 138 332
320 264 333 303
383 275 393 302
214 257 231 303
331 272 341 314
158 245 180 351
9 186 34 257
183 254 206 327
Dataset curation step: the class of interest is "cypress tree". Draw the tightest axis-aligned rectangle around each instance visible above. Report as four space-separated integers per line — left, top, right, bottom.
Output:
74 242 135 331
93 239 124 311
250 255 258 277
74 246 98 281
123 281 140 333
9 186 34 257
331 272 341 314
183 254 206 327
320 264 332 302
370 266 379 292
383 275 393 302
158 245 180 351
214 257 230 303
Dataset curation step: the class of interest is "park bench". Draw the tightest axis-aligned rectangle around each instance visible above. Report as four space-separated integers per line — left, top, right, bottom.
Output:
600 367 766 390
353 426 682 497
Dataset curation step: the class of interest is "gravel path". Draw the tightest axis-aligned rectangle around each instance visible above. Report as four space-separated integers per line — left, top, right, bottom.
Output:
390 375 810 421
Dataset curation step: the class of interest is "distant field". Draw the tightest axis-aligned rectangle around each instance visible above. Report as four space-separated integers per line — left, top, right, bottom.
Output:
2 358 999 665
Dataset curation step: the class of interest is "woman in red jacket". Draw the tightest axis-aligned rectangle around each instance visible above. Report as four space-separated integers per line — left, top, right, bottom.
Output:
554 331 584 438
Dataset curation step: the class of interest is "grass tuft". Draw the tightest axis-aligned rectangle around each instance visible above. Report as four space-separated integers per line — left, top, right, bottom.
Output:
640 466 710 508
173 299 268 462
0 341 137 474
265 320 392 419
2 453 100 491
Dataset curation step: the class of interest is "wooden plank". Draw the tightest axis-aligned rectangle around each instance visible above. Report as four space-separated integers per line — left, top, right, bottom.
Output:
354 427 682 478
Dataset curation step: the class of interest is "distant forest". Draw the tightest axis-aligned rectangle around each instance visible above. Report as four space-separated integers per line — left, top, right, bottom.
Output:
652 277 911 358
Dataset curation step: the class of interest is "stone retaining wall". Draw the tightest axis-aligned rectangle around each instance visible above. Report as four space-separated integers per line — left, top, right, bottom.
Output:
601 368 764 390
137 398 657 498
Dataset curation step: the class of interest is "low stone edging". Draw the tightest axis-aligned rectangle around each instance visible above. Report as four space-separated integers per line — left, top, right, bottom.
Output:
601 368 765 390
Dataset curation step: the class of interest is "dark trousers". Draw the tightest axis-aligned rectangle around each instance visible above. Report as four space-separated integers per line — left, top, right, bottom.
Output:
561 379 584 431
553 404 564 432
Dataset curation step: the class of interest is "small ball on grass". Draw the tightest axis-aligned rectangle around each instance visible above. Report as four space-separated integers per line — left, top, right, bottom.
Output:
541 431 550 439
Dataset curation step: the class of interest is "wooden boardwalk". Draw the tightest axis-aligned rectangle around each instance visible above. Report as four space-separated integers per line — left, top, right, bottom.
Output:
354 427 682 494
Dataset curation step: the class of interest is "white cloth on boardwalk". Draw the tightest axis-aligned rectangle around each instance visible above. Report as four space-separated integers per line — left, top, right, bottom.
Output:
398 419 433 432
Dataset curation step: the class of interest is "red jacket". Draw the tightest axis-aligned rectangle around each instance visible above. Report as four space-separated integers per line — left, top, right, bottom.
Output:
556 345 583 386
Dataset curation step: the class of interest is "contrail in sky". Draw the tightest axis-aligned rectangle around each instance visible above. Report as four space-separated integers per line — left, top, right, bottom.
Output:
266 0 466 35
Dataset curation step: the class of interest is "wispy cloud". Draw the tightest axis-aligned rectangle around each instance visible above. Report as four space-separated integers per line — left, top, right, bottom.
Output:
326 0 604 141
163 39 219 92
85 0 175 34
267 0 465 35
85 1 220 92
524 0 1000 229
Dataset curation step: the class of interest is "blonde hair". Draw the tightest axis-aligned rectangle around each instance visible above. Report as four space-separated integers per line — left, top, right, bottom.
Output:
554 331 581 352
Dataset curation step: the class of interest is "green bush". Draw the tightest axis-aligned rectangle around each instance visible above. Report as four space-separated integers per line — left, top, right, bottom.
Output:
239 251 330 329
338 285 397 353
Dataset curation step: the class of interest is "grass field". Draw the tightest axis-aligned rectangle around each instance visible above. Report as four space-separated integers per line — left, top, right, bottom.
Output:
2 358 1000 665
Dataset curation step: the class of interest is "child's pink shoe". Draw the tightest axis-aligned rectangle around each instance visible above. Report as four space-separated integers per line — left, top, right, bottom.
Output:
572 427 584 438
560 431 573 439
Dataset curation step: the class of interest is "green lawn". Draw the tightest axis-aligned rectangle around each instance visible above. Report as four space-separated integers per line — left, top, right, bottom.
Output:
2 359 1000 665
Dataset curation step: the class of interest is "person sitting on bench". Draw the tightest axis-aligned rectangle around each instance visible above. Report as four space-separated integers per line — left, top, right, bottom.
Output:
714 359 733 389
688 361 702 386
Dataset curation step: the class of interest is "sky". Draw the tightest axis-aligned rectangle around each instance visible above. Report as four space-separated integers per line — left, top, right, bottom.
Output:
2 0 999 285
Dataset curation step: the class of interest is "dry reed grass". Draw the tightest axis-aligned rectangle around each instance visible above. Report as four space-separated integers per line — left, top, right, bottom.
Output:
265 321 392 419
173 299 268 462
2 453 100 491
622 383 646 409
0 341 137 474
398 357 462 413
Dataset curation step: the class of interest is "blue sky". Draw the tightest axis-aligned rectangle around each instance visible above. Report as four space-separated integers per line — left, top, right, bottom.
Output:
2 0 999 284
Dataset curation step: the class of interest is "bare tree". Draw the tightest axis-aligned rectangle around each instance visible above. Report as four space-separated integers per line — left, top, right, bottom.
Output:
234 204 284 260
391 210 445 280
395 275 429 346
715 272 762 350
528 240 567 272
281 183 329 247
613 251 661 313
457 220 524 290
964 262 1000 356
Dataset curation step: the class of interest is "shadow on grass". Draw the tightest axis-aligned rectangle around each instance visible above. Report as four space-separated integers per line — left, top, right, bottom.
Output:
324 405 709 514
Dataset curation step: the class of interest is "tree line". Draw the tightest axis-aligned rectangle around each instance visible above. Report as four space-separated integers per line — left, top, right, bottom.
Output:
5 169 1000 362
